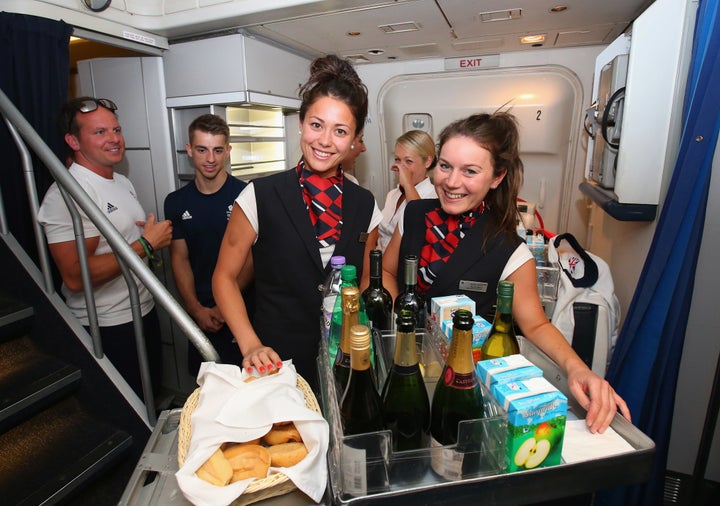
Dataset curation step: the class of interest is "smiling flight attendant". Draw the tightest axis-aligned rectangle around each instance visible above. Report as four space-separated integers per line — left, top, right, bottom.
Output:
382 111 631 434
212 55 382 389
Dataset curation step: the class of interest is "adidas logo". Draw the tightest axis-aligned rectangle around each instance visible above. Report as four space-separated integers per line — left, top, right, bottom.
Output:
182 210 192 220
107 202 118 213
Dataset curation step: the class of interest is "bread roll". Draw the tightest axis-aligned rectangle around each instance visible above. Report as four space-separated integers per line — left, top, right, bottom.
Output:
196 448 233 486
223 444 271 482
267 442 309 467
262 422 302 445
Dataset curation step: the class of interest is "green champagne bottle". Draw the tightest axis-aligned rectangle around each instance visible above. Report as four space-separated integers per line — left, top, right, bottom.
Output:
340 324 383 435
381 309 430 452
333 286 362 394
481 280 520 360
362 250 393 332
430 309 485 480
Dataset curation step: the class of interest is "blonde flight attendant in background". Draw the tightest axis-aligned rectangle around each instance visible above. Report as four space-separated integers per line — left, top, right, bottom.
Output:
382 112 631 434
377 130 438 252
213 55 382 389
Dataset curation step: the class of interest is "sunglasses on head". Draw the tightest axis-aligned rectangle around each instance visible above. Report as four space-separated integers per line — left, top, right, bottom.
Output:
76 98 118 113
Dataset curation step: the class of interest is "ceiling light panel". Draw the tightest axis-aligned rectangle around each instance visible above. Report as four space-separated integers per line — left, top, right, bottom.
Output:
480 9 523 22
378 21 421 34
247 1 445 56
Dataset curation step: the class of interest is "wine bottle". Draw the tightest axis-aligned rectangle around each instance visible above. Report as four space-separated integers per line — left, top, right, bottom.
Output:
328 265 369 363
381 309 430 452
340 324 383 435
362 249 392 332
333 286 362 394
481 280 520 360
394 254 426 328
320 255 346 341
430 309 485 481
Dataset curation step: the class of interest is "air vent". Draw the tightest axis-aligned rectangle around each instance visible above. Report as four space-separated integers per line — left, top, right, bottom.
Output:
452 39 503 51
479 9 522 22
345 54 371 64
398 43 441 56
378 21 421 34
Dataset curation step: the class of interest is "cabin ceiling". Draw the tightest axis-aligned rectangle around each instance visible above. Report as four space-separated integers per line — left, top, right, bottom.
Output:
57 0 656 62
118 0 655 63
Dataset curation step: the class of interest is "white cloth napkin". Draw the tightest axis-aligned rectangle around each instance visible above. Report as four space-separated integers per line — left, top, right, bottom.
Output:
561 419 635 464
176 361 329 506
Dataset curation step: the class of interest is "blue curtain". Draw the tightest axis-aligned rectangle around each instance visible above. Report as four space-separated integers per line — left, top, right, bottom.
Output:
599 1 720 505
0 13 72 258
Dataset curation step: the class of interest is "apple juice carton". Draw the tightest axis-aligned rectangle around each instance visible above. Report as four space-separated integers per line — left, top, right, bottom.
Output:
492 377 567 472
476 354 543 389
430 295 476 324
429 295 476 360
442 315 492 363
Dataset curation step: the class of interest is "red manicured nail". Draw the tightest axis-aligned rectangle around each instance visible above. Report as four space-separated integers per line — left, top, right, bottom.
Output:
276 361 283 367
267 364 274 370
259 366 265 373
246 367 253 373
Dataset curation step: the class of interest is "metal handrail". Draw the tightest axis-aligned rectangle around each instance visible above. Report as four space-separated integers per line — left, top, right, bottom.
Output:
0 88 220 424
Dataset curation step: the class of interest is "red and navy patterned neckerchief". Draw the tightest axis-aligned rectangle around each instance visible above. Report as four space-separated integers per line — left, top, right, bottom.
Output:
297 159 343 247
417 202 486 294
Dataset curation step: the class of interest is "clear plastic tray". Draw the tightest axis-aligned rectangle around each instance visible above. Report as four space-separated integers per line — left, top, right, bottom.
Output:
318 329 508 504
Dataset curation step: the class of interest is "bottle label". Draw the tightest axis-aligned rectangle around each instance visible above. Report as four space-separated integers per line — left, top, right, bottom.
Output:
341 444 368 496
335 350 350 369
443 367 478 389
322 295 338 337
391 363 420 376
430 437 463 481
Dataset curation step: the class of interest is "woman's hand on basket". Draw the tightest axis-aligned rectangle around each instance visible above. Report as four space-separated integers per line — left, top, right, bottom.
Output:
242 344 283 374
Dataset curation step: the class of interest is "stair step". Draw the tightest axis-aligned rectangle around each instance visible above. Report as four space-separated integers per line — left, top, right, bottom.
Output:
0 396 134 505
0 335 83 432
0 294 34 341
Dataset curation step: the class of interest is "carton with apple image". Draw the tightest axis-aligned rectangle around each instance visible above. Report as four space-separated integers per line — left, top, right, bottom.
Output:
492 376 567 472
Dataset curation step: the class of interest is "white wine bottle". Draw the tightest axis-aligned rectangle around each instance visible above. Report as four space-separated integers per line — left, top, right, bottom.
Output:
481 280 520 360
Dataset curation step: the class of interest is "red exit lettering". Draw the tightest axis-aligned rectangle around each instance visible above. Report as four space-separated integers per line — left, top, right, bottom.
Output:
460 58 483 68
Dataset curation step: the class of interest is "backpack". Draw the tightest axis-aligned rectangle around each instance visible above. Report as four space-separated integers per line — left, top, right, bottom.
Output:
548 233 620 377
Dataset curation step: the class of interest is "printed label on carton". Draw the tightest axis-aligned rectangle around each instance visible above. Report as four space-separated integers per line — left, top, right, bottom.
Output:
442 315 491 363
476 354 543 388
430 295 476 323
492 377 567 472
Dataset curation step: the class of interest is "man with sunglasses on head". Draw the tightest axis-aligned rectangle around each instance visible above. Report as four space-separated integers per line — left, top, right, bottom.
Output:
37 96 173 399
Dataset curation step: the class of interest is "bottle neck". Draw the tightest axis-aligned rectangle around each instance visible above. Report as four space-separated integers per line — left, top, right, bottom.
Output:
393 327 419 367
338 311 360 353
369 253 382 280
496 293 513 314
446 327 475 375
350 345 372 372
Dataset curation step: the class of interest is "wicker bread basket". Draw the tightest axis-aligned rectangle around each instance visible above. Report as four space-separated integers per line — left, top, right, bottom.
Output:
178 374 321 506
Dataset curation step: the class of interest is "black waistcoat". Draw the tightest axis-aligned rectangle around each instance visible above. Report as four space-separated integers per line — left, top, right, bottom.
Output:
252 168 375 386
399 199 522 320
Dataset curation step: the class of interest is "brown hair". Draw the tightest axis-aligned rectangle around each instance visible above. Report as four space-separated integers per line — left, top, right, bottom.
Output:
188 114 230 144
437 111 523 242
298 55 368 136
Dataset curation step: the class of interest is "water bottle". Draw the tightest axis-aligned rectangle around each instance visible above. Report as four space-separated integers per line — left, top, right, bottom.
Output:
320 255 346 342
